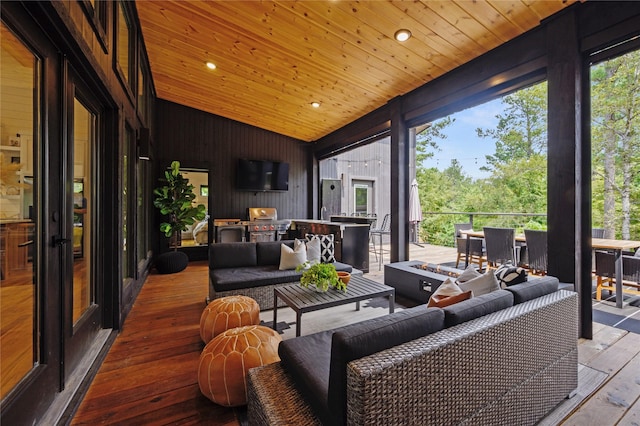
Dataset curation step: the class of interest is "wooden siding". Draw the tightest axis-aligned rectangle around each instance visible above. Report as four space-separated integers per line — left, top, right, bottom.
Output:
155 100 309 221
318 137 391 221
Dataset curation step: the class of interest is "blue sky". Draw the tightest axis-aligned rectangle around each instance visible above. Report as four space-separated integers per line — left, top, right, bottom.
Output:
421 98 504 180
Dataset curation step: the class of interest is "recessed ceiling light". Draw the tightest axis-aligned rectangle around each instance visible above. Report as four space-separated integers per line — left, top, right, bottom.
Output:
311 102 321 108
206 61 217 70
394 29 411 42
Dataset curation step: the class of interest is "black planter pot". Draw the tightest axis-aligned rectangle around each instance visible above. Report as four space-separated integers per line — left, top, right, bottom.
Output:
155 251 189 274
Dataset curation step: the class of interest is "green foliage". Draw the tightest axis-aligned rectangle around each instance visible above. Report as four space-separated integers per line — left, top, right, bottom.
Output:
476 83 548 172
296 262 344 292
413 51 640 242
153 161 207 245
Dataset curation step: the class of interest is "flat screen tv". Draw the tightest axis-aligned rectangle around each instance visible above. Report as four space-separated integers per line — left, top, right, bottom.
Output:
236 159 289 192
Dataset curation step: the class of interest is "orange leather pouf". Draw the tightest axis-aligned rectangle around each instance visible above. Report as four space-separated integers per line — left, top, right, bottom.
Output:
199 295 260 344
198 325 282 407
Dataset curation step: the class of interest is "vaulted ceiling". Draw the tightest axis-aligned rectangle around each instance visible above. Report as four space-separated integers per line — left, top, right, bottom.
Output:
137 1 577 142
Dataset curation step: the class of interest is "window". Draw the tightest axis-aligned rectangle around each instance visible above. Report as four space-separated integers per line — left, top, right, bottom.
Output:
79 0 108 52
115 1 133 95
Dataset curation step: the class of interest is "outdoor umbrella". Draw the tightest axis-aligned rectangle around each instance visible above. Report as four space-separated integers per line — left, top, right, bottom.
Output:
409 178 422 243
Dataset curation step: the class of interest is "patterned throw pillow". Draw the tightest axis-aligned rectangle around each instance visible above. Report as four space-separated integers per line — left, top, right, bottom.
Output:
494 264 528 288
305 234 335 263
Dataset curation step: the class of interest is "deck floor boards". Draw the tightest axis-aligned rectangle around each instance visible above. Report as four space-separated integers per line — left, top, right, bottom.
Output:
71 245 639 425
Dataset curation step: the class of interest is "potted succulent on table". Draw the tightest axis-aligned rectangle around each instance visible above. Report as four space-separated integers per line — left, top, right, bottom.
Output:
153 160 207 274
296 262 347 292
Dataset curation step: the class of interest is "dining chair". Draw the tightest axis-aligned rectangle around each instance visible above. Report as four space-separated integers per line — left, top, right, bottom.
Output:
369 213 391 270
524 229 547 275
594 251 640 300
483 227 517 268
455 237 485 270
592 228 605 239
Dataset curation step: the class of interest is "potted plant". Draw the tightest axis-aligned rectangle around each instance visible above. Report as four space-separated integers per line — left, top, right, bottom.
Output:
153 161 206 273
296 262 347 292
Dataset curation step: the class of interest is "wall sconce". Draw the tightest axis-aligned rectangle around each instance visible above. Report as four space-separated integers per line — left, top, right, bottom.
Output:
138 127 151 160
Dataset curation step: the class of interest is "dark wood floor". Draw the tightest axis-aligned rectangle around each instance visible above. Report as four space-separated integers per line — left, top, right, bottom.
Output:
71 261 239 425
72 250 640 425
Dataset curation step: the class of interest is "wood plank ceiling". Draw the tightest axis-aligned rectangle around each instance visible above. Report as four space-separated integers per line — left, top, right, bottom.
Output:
137 1 577 142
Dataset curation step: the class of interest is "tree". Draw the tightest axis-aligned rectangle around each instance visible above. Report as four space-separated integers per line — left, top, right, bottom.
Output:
476 83 547 171
153 161 207 249
415 117 454 165
591 50 640 240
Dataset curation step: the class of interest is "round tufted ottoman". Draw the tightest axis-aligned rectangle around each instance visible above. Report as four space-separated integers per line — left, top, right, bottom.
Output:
198 325 282 407
199 296 260 344
155 251 189 274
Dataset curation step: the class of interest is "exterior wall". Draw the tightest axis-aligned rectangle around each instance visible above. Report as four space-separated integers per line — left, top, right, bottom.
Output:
318 137 391 222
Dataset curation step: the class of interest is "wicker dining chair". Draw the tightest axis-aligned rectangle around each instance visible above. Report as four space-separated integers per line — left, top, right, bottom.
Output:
592 228 605 239
483 227 517 268
594 250 640 300
524 229 547 275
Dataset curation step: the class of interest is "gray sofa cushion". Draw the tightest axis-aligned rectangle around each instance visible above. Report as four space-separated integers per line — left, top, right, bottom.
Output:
278 330 333 424
443 289 514 327
209 242 257 269
328 306 445 425
211 266 302 291
256 240 294 266
504 276 559 304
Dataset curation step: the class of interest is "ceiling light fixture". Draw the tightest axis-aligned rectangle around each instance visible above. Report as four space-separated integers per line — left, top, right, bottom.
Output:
205 61 217 70
311 101 321 108
394 29 411 42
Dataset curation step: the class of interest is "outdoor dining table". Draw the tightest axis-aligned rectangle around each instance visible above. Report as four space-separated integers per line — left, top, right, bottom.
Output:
460 231 640 308
592 238 640 308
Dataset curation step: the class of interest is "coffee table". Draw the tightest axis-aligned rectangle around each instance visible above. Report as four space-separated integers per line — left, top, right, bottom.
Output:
273 275 395 337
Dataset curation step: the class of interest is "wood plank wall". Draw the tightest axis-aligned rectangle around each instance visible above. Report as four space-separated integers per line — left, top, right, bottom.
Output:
154 100 310 221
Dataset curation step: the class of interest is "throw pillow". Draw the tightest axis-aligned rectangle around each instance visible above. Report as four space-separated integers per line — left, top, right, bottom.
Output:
458 270 500 296
428 290 473 308
456 265 481 283
305 237 322 264
427 278 463 307
279 243 307 270
306 234 335 263
495 264 528 288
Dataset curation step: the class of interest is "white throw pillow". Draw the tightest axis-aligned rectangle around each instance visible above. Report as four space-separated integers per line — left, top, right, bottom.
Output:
279 243 307 270
431 278 463 297
458 270 500 296
456 265 481 283
305 237 322 265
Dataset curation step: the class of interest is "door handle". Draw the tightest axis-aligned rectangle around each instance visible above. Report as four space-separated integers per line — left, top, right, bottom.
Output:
52 236 71 247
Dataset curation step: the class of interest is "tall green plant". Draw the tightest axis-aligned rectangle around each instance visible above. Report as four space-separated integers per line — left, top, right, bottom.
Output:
153 161 206 249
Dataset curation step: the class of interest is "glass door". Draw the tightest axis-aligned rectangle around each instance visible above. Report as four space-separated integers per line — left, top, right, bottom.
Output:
0 19 39 401
62 77 103 377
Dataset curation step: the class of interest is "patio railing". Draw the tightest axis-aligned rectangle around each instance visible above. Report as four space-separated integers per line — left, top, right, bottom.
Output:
421 211 547 246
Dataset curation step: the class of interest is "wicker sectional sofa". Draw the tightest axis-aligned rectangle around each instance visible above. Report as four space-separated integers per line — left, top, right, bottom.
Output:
247 277 578 425
208 240 353 310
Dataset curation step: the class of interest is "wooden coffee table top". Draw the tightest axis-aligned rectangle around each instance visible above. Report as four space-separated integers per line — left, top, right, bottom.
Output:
275 274 394 313
273 274 395 336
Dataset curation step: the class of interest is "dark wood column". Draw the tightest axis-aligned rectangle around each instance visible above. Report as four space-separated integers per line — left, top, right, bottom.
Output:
389 98 409 262
546 10 592 338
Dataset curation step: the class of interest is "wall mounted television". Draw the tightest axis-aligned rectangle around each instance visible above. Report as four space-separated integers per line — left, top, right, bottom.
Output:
236 158 289 192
